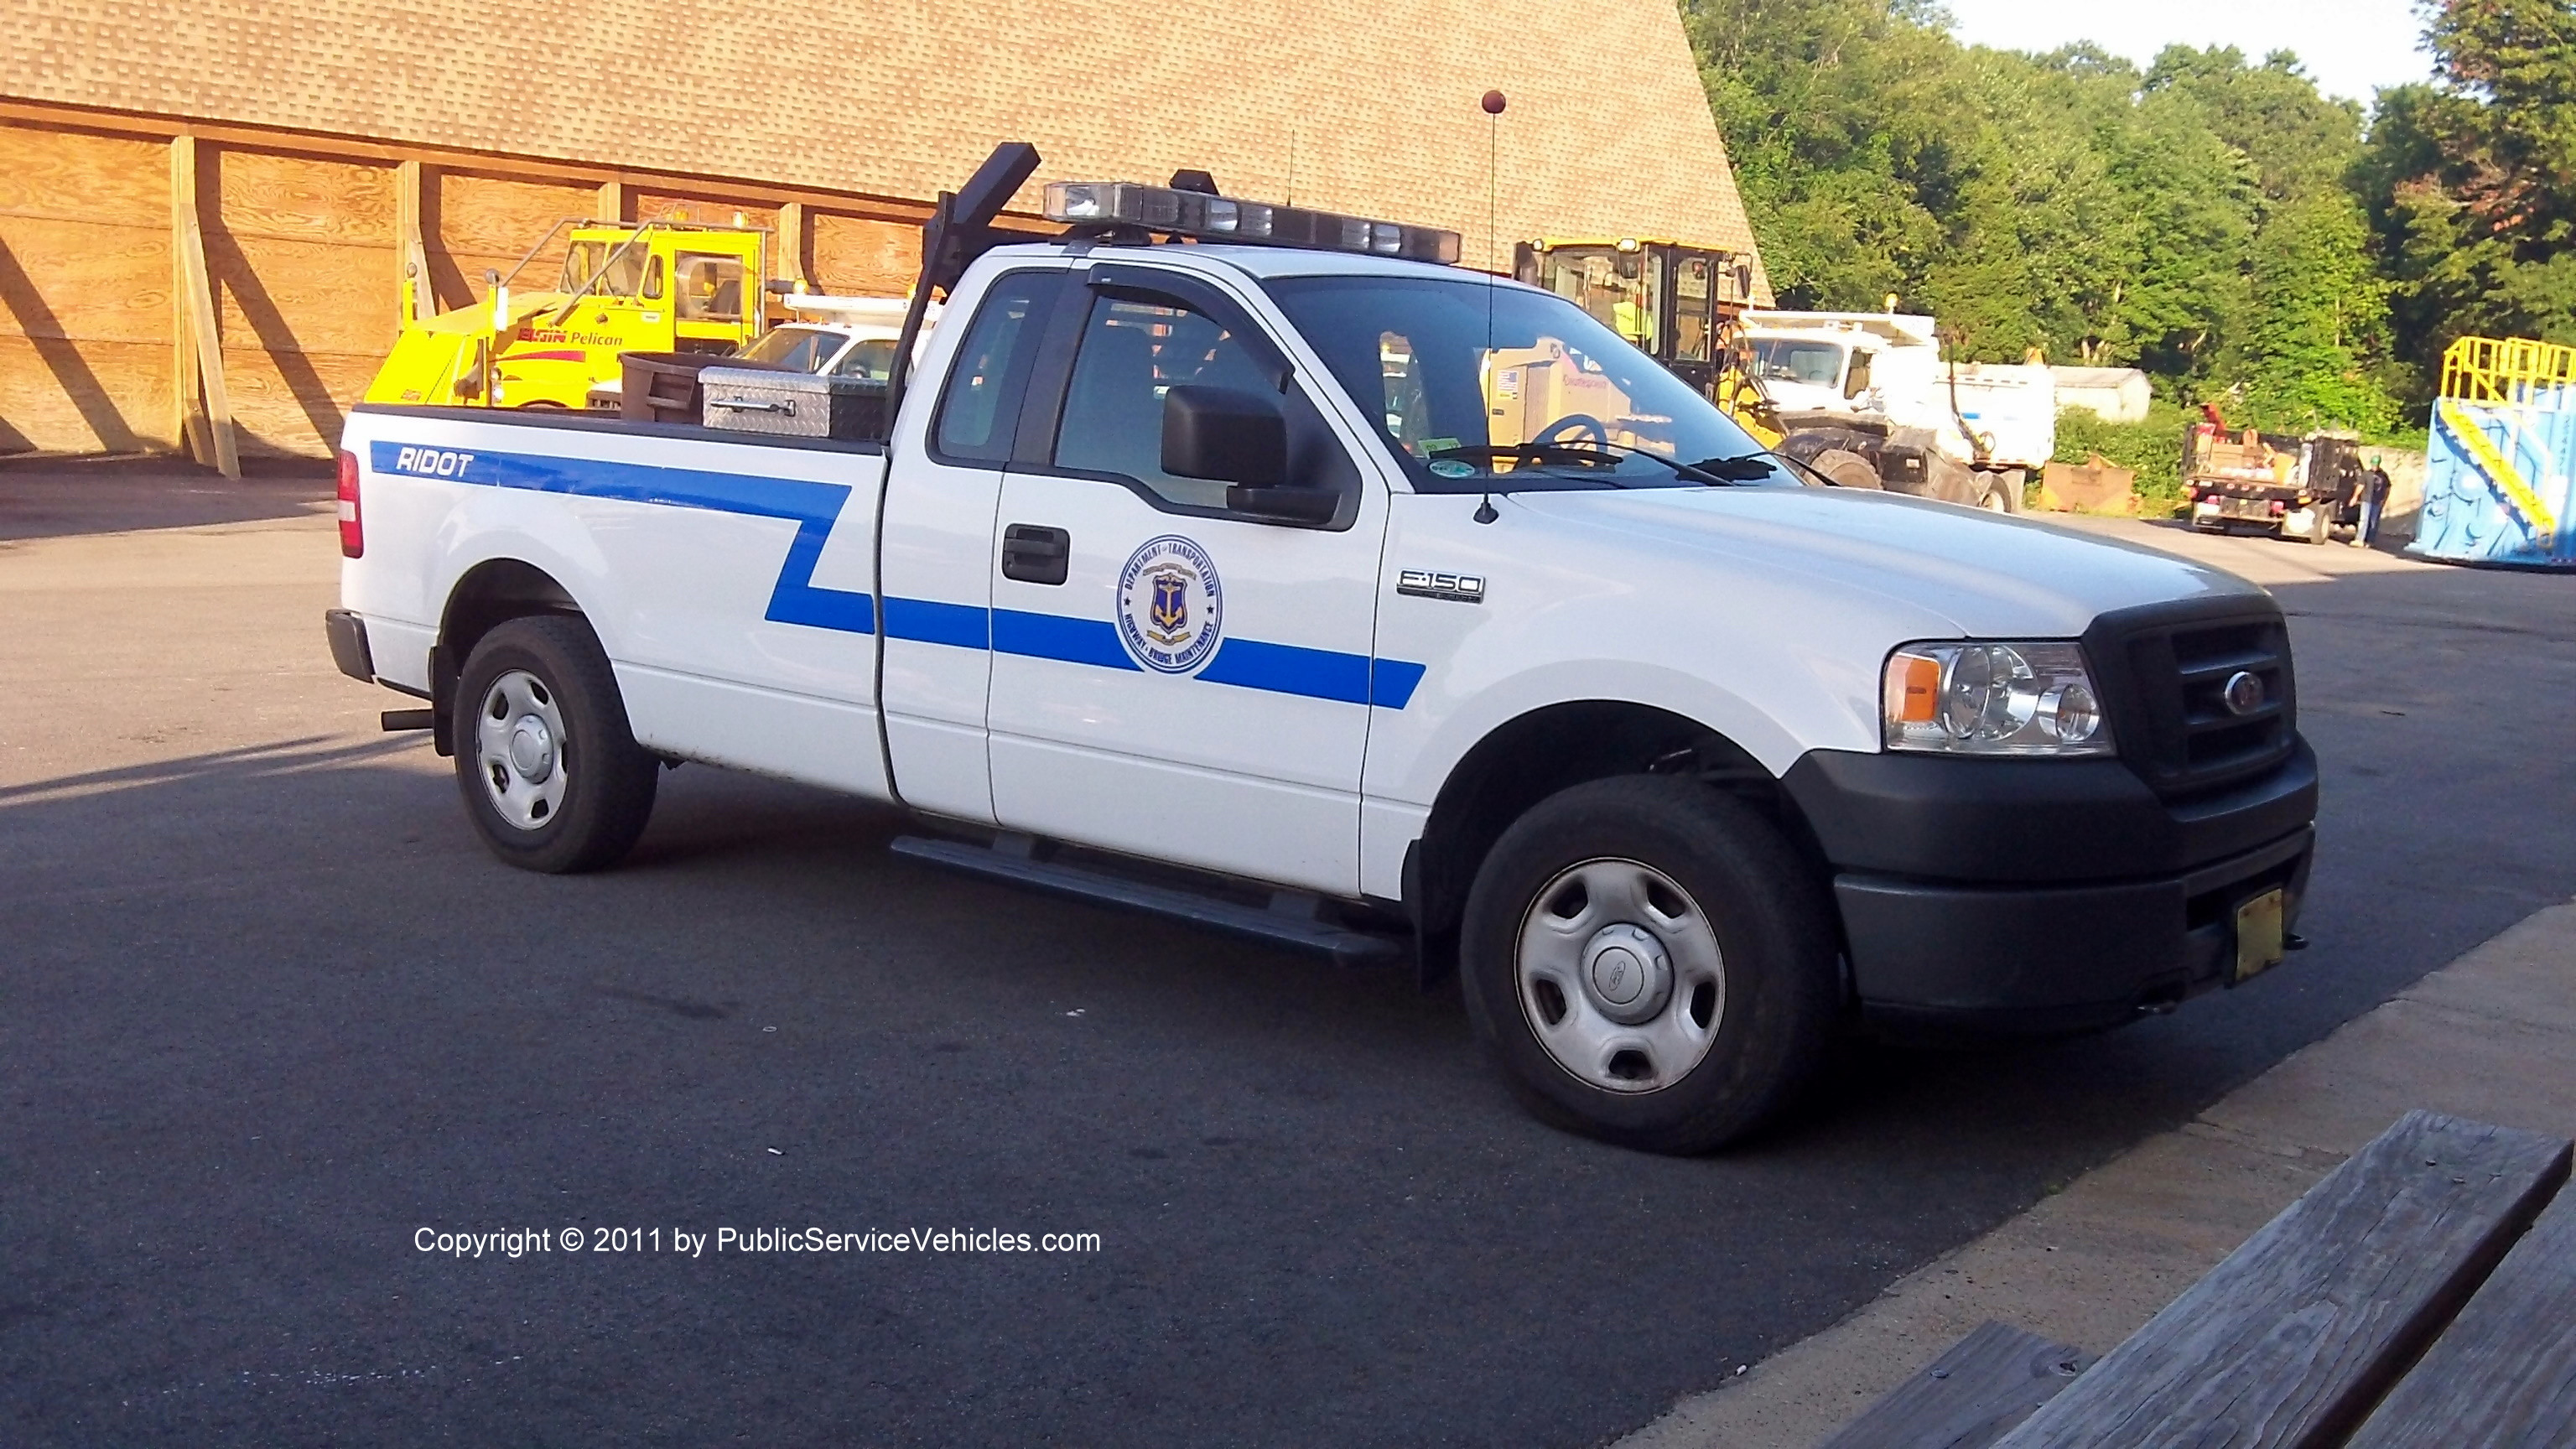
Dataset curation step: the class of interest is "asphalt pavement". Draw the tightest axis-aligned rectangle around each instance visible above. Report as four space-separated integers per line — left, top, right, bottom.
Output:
4 466 2572 1446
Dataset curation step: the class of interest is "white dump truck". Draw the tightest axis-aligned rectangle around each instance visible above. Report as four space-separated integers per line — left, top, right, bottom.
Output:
1743 310 2057 513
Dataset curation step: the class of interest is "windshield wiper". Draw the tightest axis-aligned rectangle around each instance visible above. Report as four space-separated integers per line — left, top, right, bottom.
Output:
1488 439 1777 486
1424 444 1646 486
1675 454 1782 484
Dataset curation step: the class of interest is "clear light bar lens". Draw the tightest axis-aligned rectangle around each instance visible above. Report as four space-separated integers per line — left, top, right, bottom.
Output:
1041 180 1457 263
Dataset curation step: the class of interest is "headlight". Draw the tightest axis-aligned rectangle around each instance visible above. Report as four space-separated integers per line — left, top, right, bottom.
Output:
1882 641 2114 756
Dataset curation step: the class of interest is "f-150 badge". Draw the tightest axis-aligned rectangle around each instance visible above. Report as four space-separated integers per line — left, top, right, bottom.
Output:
1117 535 1223 674
1398 569 1486 604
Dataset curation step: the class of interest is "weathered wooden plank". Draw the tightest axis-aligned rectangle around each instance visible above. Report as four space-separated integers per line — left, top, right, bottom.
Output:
0 98 944 225
214 345 377 458
395 160 430 325
207 147 395 247
635 194 776 236
811 212 919 296
2345 1179 2576 1449
776 200 808 288
0 334 171 452
0 214 173 345
1992 1111 2571 1449
0 120 169 224
203 231 397 356
1818 1322 2094 1449
171 136 239 478
428 171 590 268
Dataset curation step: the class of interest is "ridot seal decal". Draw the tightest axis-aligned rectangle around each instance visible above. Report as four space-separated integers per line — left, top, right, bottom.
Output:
1115 535 1222 675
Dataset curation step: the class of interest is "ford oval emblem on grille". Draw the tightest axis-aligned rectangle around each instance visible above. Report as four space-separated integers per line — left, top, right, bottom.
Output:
2222 670 2267 716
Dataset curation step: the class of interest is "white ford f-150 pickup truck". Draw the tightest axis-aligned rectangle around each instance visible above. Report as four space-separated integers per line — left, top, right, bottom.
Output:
325 148 2316 1153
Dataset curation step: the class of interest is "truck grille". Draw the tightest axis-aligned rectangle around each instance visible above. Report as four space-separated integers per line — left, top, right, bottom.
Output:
2085 600 2298 801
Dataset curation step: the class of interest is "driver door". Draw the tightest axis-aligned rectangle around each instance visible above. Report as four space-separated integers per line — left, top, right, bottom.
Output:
984 267 1390 896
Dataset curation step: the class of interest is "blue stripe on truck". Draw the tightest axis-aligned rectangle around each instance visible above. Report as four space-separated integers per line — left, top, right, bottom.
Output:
370 439 875 634
370 439 1426 708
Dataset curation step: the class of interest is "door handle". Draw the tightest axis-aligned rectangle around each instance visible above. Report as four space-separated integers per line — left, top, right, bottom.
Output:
1000 523 1071 585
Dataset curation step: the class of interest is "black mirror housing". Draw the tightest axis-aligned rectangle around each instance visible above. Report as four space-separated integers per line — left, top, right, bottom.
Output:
1161 386 1288 489
1223 485 1338 524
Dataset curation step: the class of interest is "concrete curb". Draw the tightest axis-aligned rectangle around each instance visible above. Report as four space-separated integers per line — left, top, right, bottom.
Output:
1613 899 2576 1449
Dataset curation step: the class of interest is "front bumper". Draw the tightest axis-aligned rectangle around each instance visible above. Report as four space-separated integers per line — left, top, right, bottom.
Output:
1782 742 2318 1035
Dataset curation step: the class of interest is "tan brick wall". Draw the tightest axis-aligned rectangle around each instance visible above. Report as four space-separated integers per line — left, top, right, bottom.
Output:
0 0 1764 288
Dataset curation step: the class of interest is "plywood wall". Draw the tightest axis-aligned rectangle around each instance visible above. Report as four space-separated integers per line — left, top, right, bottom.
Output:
429 171 594 312
810 215 919 297
0 121 174 453
204 147 397 457
0 109 942 461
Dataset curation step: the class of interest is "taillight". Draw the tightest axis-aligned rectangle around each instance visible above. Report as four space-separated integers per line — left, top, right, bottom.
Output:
337 449 363 558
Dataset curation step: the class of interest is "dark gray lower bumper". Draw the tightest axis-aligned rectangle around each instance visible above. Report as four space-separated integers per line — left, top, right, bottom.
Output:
1838 826 2315 1036
324 609 373 683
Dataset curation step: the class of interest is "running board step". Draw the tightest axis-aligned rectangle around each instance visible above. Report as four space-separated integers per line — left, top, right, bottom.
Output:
890 834 1406 968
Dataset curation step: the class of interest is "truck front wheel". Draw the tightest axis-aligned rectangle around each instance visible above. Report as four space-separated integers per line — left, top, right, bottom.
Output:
1459 776 1838 1153
452 615 658 874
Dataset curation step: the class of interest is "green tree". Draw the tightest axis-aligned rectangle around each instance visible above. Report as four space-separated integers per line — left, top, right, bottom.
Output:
2360 0 2576 391
1679 0 2407 433
2236 190 2399 432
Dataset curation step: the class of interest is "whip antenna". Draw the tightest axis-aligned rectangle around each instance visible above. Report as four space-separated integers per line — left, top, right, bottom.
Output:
1478 90 1505 525
1482 90 1505 345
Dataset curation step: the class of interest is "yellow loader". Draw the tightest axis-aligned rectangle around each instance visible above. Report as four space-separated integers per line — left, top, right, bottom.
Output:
367 218 769 409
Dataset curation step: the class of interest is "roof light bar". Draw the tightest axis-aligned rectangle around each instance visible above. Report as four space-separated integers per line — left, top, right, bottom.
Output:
1041 180 1462 265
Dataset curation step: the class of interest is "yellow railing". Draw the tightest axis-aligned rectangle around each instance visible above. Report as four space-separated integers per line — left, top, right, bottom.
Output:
2440 335 2576 408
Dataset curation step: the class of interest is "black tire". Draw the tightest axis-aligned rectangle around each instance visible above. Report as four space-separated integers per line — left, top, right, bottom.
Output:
1459 776 1839 1154
1981 470 2026 514
1810 448 1882 490
451 614 657 874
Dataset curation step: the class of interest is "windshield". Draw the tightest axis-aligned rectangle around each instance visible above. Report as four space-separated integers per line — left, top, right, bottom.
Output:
1752 338 1846 388
558 241 647 298
738 325 839 371
1264 274 1787 491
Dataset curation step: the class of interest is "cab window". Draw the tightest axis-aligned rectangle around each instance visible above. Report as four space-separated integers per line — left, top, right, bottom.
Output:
1052 294 1351 514
833 339 899 381
1672 257 1713 364
932 271 1065 463
559 242 648 298
1753 339 1843 387
674 252 744 322
1844 350 1874 400
735 325 835 371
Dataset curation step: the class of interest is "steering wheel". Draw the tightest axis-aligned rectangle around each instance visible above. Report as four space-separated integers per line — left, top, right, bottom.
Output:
1532 413 1608 447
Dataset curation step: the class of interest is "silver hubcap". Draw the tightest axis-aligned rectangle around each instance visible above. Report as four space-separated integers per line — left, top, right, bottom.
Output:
1515 858 1725 1093
475 668 570 830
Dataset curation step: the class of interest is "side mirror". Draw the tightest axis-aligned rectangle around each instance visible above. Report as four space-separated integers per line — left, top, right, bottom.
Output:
1161 387 1337 525
1162 385 1285 486
1159 384 1339 523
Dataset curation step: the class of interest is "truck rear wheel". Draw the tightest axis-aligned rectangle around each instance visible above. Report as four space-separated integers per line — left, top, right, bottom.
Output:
1809 449 1883 490
452 615 657 874
1459 776 1838 1154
